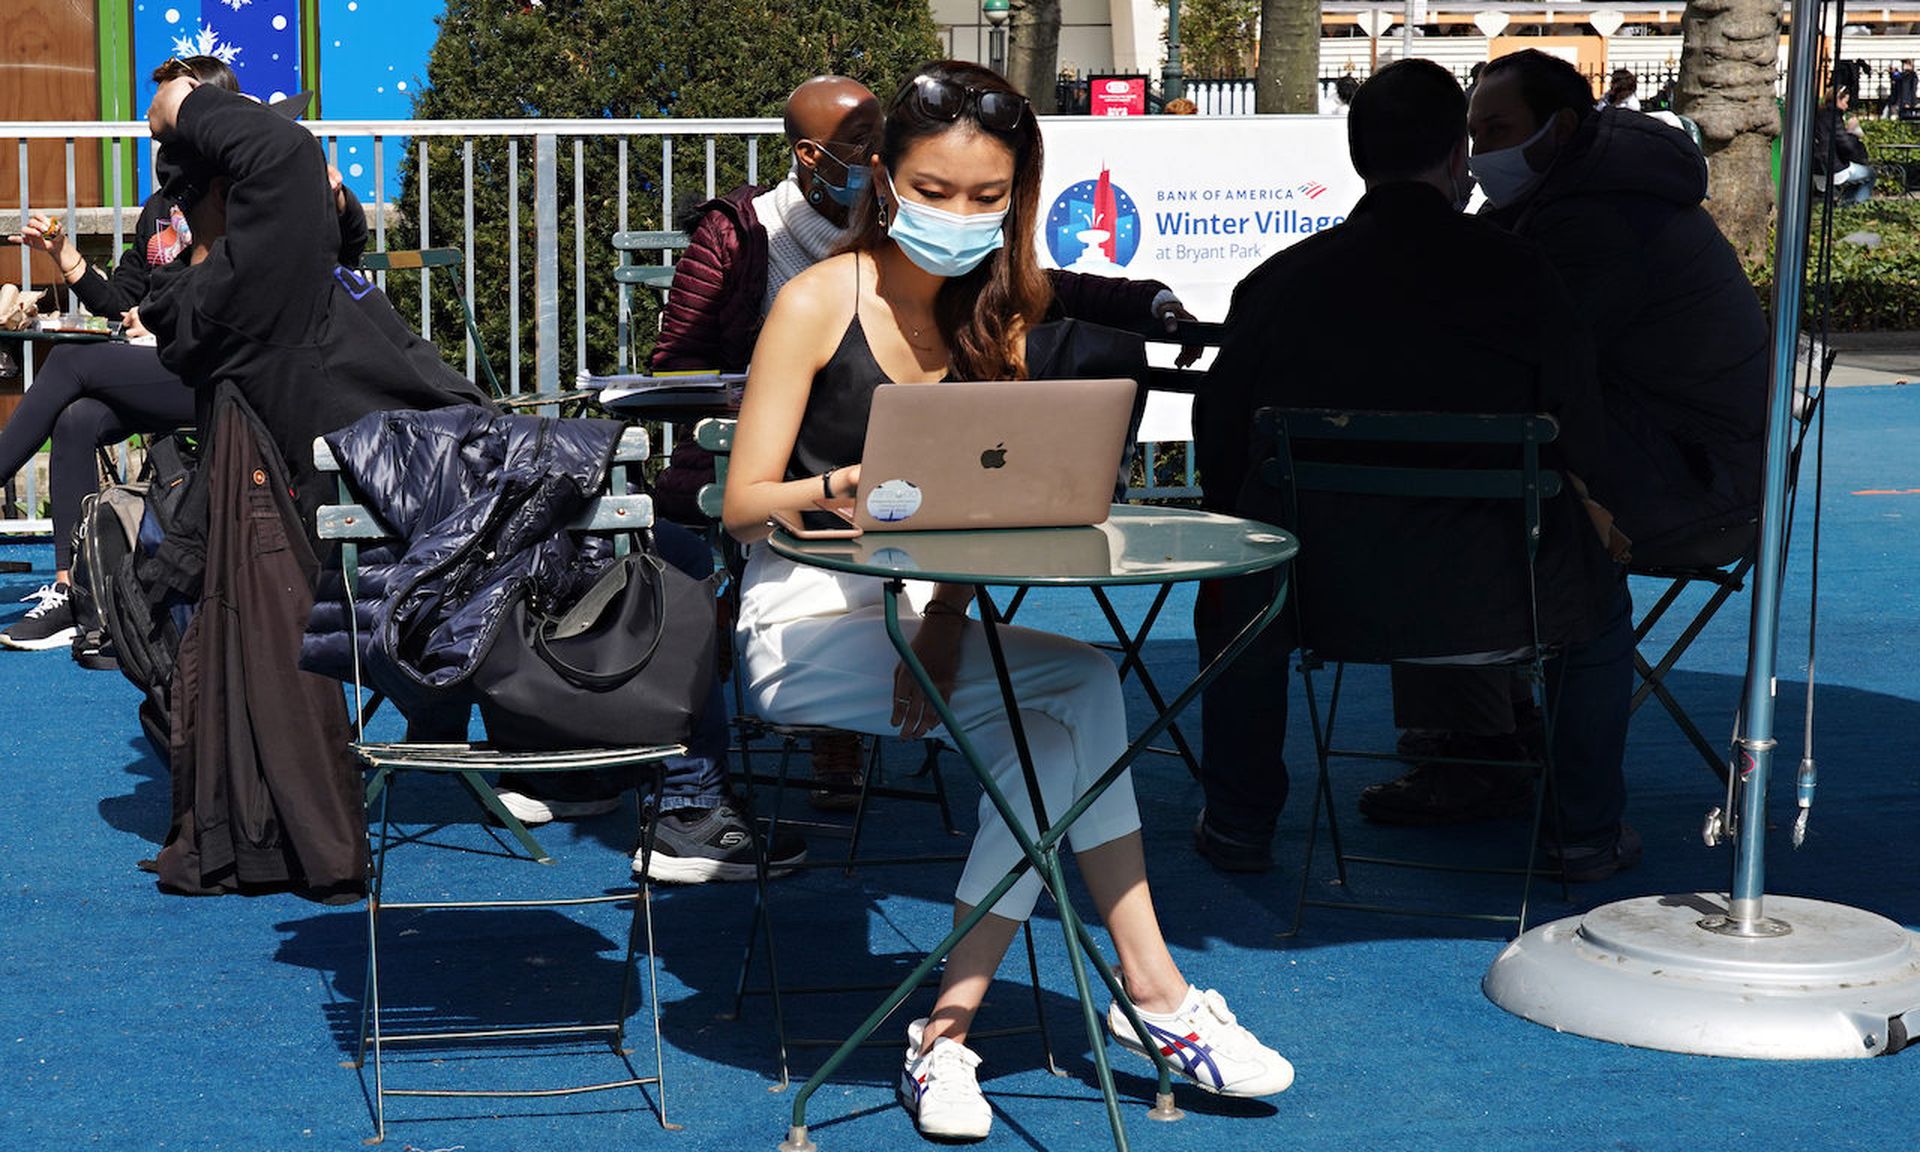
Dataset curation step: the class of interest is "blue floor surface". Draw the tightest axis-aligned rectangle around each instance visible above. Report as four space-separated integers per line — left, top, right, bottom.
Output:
4 384 1920 1151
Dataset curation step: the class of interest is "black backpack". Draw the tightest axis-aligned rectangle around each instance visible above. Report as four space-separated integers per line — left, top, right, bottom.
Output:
78 434 204 763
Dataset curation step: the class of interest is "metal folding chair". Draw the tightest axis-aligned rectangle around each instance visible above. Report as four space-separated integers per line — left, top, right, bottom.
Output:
316 424 685 1143
1258 407 1574 934
1628 355 1826 783
359 248 502 399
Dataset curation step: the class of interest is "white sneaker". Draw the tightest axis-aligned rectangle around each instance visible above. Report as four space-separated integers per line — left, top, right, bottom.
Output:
493 788 621 826
1107 986 1294 1097
898 1018 992 1140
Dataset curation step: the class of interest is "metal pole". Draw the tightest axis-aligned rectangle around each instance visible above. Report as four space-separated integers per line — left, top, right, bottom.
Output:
534 133 560 403
1402 0 1415 59
1724 0 1823 935
1164 0 1185 101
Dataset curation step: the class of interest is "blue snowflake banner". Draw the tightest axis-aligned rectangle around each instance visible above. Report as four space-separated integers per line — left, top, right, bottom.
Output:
133 1 305 192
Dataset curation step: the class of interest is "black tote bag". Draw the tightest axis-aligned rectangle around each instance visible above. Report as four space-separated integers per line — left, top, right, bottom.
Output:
473 545 716 751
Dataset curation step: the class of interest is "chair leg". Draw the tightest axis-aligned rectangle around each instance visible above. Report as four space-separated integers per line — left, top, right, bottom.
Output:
1319 663 1352 882
1020 921 1062 1076
615 766 675 1127
1284 662 1339 938
454 769 553 864
842 736 883 873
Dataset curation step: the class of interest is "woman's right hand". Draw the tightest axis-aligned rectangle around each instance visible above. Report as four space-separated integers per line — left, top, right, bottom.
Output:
7 215 73 265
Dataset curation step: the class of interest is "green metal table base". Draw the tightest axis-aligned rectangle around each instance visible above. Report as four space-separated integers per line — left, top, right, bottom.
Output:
775 571 1290 1152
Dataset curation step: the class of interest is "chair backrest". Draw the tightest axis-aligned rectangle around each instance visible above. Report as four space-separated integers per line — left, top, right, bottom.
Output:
693 417 735 521
612 230 692 370
612 230 692 291
314 423 653 716
360 248 504 400
1255 406 1566 663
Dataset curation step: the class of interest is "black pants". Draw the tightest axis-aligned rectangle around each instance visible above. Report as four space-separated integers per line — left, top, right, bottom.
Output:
0 343 194 569
1194 567 1293 841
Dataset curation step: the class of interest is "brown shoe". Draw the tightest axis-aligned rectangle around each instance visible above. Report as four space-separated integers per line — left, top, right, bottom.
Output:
809 732 866 812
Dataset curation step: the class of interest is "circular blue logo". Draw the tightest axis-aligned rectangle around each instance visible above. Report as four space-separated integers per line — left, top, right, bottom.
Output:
1045 174 1141 270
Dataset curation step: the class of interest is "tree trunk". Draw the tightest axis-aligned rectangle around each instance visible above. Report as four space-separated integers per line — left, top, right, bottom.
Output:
1007 0 1063 114
1255 0 1320 113
1675 0 1782 265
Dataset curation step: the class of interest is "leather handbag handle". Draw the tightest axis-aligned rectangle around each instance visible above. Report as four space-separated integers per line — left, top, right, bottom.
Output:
528 552 668 689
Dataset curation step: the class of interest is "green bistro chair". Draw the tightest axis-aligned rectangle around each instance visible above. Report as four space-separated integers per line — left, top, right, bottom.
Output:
1256 407 1574 935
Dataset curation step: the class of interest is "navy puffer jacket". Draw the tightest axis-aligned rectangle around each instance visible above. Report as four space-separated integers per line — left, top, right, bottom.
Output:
300 405 625 718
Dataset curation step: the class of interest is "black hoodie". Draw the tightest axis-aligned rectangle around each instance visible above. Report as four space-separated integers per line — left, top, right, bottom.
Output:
1483 107 1767 561
140 84 490 519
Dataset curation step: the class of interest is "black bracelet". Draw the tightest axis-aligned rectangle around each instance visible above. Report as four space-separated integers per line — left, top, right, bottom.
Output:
922 600 967 620
822 468 835 499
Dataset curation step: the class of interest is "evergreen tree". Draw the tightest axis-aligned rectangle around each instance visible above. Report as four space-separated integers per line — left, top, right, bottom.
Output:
387 0 940 387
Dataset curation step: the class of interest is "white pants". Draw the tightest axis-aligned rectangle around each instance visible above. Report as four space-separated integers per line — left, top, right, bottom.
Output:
738 549 1140 921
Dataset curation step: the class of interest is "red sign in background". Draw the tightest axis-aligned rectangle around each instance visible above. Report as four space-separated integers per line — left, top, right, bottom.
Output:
1089 75 1148 117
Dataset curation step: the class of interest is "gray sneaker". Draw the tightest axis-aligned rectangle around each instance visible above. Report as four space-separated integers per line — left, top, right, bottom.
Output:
632 803 806 883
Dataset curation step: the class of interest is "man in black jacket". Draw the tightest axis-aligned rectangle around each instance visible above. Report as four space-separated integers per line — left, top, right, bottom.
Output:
1192 59 1638 881
1467 49 1767 565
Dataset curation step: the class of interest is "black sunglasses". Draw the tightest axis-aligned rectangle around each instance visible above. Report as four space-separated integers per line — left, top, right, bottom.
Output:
908 75 1030 132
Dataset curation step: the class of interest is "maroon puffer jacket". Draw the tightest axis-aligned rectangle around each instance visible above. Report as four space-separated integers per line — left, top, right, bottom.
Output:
650 184 767 373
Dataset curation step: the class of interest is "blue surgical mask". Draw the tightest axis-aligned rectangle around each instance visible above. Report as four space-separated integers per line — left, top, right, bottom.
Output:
814 158 869 207
882 170 1007 278
1467 115 1559 208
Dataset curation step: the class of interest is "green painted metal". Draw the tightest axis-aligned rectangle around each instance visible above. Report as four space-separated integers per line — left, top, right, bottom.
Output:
300 0 323 114
768 515 1294 1152
97 0 138 208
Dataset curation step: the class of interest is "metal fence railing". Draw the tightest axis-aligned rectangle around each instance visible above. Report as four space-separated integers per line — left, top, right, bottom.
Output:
2 115 1208 528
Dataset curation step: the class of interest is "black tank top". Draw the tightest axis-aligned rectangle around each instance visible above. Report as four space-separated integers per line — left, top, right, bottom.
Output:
785 259 948 482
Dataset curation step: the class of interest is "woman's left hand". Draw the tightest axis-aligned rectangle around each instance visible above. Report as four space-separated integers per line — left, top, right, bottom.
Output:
892 610 966 739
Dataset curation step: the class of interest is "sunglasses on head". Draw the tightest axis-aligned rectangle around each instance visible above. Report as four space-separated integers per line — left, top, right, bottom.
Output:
908 75 1029 132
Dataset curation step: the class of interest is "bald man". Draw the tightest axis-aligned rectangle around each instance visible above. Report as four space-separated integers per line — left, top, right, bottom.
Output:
650 76 880 377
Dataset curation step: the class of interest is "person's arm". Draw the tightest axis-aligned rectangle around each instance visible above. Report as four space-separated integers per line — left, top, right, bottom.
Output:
332 173 371 267
150 79 338 333
5 214 145 316
1048 268 1204 367
721 256 858 543
1193 277 1263 515
650 207 740 371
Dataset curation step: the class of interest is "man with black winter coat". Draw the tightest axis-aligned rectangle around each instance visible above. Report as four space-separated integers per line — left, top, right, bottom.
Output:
1467 49 1767 567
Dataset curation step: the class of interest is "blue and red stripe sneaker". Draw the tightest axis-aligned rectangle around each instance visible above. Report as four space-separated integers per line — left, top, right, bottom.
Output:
898 1017 993 1140
1108 985 1295 1097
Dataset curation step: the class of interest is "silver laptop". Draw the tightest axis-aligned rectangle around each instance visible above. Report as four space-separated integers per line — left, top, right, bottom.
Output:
852 378 1135 533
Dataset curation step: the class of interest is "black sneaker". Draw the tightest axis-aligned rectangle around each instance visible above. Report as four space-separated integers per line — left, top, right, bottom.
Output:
71 628 119 672
1356 731 1535 826
1 582 78 650
633 802 806 883
493 770 625 826
1193 808 1274 874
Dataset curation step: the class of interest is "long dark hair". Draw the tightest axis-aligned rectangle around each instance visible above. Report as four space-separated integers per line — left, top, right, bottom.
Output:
841 61 1053 381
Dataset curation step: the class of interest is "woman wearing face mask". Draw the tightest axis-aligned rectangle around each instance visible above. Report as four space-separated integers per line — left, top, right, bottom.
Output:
723 61 1293 1142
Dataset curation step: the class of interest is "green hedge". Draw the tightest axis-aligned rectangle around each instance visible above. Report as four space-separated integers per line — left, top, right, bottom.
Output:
1748 197 1920 331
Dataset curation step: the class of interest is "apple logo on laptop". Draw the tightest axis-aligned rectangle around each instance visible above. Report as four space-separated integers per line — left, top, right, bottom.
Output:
979 443 1007 469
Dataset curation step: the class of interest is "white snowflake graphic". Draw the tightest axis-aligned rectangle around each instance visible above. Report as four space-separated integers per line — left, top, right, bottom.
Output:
220 0 254 10
171 23 243 65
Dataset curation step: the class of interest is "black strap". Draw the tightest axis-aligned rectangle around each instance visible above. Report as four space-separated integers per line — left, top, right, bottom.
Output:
528 551 668 689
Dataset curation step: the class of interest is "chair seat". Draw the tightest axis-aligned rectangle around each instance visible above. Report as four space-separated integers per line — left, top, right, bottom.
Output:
351 740 684 772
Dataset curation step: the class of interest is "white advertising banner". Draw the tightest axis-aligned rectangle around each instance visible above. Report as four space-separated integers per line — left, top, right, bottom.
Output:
1031 115 1364 438
1033 115 1363 322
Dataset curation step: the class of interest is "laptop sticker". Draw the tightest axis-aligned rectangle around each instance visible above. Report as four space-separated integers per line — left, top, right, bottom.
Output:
866 478 923 522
